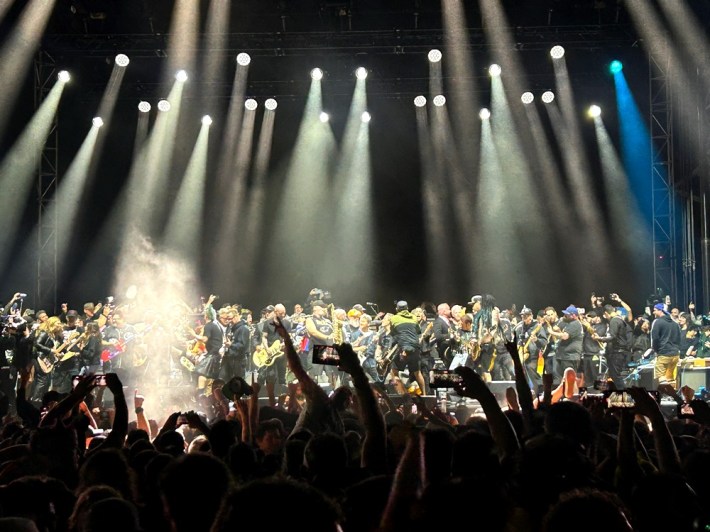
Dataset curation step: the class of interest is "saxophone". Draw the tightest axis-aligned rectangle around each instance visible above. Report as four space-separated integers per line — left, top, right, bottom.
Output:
328 304 343 345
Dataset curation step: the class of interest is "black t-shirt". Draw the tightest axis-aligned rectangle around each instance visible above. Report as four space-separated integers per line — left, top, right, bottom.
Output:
262 318 291 345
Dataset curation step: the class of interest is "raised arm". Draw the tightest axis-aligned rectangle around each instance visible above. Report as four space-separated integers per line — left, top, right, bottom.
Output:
507 339 534 435
93 373 128 451
274 317 324 401
454 366 520 459
337 343 387 473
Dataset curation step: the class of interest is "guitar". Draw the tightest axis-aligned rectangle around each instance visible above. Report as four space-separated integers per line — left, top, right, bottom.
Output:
36 331 82 374
101 325 153 364
376 343 400 378
253 340 284 368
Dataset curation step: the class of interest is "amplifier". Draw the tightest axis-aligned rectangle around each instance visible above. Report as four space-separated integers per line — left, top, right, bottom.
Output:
679 367 710 390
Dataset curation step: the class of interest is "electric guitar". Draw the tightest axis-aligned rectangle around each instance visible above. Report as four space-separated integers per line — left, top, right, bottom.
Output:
253 340 284 368
376 343 401 378
101 325 153 364
36 331 82 374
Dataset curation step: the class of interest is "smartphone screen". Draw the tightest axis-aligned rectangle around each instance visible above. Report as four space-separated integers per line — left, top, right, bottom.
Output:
312 345 340 366
94 375 107 386
429 369 462 389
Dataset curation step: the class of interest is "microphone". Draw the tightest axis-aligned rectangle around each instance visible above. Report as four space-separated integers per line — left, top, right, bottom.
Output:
18 293 27 298
366 302 377 306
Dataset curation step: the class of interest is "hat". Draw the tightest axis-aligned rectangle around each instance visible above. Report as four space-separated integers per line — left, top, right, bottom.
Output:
352 304 365 313
262 305 275 314
654 303 669 315
520 305 532 315
347 309 362 318
562 305 579 316
83 302 95 311
469 295 482 304
66 310 79 318
396 300 408 312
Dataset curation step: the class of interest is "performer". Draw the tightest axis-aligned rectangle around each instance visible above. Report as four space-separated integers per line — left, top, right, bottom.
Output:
650 303 681 388
413 307 435 393
388 301 425 395
194 308 231 397
433 303 454 367
579 310 606 387
258 304 290 404
304 303 335 384
515 306 545 390
472 295 498 382
548 305 584 382
596 300 633 389
79 322 104 375
220 309 250 383
31 317 64 402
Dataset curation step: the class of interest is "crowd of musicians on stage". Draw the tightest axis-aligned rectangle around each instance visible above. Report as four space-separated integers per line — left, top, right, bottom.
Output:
0 288 708 408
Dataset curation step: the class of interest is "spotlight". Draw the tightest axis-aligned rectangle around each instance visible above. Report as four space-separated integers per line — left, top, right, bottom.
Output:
92 117 104 128
433 95 446 107
236 53 251 66
311 68 324 81
521 92 535 105
489 64 502 77
355 67 368 80
361 111 371 123
157 99 171 112
115 54 130 67
479 108 491 120
245 99 258 111
202 115 213 126
265 98 278 111
550 45 565 59
138 101 151 113
541 91 555 104
609 60 623 74
413 95 427 107
57 70 71 83
428 49 442 63
175 70 188 82
588 105 602 118
319 112 329 123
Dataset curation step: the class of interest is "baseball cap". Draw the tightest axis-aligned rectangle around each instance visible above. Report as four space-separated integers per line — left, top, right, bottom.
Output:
347 309 362 318
396 300 408 312
562 305 579 316
654 303 669 315
520 305 532 315
262 305 275 314
469 295 482 304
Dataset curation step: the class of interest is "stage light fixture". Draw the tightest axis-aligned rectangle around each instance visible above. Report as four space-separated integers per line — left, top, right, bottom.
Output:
138 101 151 113
245 99 258 111
609 60 623 74
433 95 446 107
521 92 535 104
157 99 171 112
588 105 602 118
541 91 555 104
428 49 442 63
550 46 565 59
115 54 130 67
361 111 371 123
92 117 104 128
355 67 368 80
489 64 502 77
236 53 251 66
175 70 188 82
311 68 324 81
319 112 329 123
265 98 278 111
414 95 427 107
57 70 71 83
202 115 213 126
479 108 491 120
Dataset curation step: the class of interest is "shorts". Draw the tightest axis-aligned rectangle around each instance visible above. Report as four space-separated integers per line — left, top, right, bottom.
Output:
392 349 421 373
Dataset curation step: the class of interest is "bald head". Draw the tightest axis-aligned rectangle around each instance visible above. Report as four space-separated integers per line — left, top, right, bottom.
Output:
437 303 451 317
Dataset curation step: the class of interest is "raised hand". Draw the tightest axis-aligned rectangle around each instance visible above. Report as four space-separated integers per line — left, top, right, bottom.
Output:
453 366 490 400
335 343 359 375
134 390 145 409
627 387 662 419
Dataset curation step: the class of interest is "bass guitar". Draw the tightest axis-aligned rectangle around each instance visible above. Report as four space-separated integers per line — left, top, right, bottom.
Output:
101 325 153 365
376 343 400 379
253 340 284 368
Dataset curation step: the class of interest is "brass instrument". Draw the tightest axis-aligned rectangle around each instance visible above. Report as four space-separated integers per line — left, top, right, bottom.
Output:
328 304 343 345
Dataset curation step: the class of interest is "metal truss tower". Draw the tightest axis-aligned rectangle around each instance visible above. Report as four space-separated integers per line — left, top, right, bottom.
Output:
649 39 678 304
34 51 59 313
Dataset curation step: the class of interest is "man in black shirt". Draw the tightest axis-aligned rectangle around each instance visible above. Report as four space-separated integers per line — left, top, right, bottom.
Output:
651 303 681 388
597 304 633 389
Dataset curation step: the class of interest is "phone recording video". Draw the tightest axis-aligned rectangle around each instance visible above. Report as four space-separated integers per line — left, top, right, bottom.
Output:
312 344 340 366
604 390 635 409
94 375 107 386
429 369 463 389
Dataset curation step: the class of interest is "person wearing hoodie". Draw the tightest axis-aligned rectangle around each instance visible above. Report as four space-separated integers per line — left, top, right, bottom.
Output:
650 303 681 388
388 301 425 395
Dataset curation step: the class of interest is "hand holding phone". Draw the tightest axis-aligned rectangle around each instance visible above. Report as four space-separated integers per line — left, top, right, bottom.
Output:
312 344 340 366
